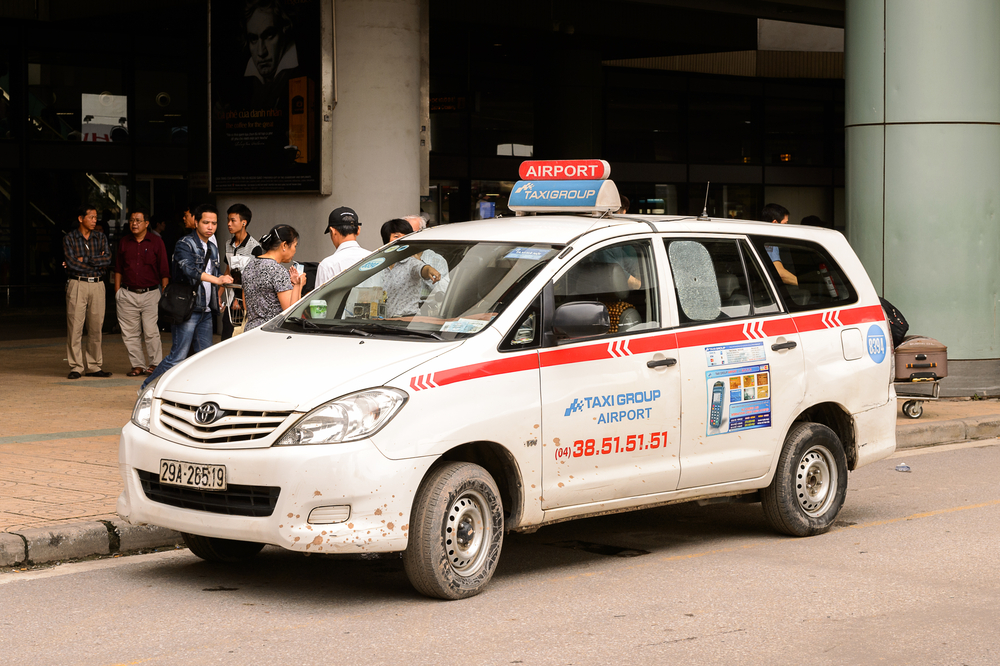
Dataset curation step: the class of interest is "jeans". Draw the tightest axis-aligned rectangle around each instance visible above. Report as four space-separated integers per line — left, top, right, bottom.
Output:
140 310 214 390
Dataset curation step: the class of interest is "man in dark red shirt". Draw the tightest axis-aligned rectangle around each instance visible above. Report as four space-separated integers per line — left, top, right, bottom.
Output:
114 210 170 377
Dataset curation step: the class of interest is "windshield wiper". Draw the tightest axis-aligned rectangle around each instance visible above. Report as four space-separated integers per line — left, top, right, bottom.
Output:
284 316 321 331
352 321 444 340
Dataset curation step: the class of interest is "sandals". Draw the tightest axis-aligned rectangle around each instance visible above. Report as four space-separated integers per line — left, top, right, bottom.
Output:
146 364 158 374
127 367 146 377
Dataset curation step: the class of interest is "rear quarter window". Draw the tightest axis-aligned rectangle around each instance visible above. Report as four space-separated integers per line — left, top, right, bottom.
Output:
750 235 858 312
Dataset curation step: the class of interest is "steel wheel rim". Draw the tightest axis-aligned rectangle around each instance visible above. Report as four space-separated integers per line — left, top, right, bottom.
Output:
445 489 490 577
796 445 838 517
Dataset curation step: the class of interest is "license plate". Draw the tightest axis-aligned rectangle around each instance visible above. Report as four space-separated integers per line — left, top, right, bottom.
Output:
159 459 227 491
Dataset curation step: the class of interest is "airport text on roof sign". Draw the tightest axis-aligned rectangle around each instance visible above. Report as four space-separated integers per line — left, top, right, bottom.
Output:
508 159 621 213
518 159 611 180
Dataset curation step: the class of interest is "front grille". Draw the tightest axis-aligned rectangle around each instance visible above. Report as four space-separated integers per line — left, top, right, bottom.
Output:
158 399 293 445
138 470 280 517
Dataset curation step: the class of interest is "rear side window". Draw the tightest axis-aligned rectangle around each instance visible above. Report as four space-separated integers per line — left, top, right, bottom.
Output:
751 236 857 312
665 238 781 325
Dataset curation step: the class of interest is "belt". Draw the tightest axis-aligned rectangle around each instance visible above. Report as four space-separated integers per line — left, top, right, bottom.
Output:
122 286 156 294
70 276 101 283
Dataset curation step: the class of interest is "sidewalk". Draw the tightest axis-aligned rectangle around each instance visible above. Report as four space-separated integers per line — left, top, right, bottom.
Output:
2 334 999 568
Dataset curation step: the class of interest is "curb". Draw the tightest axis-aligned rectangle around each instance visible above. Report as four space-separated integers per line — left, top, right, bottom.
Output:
1 519 183 568
3 414 1000 569
896 414 1000 450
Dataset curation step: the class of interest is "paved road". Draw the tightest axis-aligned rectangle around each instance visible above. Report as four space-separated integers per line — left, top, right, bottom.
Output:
2 439 998 665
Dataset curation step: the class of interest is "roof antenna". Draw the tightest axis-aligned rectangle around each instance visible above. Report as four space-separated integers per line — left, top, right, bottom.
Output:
697 181 711 220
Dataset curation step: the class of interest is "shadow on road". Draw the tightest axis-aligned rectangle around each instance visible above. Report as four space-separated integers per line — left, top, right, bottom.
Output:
123 500 783 603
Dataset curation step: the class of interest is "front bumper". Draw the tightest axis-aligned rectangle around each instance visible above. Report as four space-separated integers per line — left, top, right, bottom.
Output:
117 421 434 553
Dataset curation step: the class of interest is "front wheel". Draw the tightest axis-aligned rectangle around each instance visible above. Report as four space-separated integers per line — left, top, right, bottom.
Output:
902 400 923 419
761 422 848 537
182 533 265 563
403 462 504 600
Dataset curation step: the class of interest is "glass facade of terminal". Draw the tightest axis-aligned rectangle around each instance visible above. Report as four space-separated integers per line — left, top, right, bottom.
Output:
0 1 844 313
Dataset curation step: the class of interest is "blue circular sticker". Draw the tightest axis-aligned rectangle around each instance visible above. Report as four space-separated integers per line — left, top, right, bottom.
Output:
359 257 386 272
866 324 887 364
394 245 409 253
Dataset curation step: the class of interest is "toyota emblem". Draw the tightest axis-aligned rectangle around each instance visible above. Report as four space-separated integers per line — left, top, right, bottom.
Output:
195 402 222 425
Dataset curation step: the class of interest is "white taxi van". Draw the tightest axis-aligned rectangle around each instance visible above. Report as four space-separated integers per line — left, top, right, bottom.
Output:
119 160 896 599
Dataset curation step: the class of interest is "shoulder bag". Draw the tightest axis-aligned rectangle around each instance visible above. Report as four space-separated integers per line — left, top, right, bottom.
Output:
158 244 210 325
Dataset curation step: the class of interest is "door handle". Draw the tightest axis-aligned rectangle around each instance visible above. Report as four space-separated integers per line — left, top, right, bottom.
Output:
647 358 677 368
771 341 797 351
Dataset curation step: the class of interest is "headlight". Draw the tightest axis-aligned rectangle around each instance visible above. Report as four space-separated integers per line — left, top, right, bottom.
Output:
132 385 155 431
275 388 408 446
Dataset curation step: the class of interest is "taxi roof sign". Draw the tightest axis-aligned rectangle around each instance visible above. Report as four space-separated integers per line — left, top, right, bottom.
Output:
518 159 611 181
508 178 621 213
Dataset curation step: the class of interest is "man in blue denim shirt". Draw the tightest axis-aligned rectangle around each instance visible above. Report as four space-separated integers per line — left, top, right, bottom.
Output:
141 204 233 391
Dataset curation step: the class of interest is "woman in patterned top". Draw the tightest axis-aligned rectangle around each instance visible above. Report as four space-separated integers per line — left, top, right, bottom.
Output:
242 225 306 331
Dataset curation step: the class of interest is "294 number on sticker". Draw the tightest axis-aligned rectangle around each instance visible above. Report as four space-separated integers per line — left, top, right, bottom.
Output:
554 431 669 460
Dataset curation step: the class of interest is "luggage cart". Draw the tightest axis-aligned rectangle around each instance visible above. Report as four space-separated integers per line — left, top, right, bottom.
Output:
895 379 940 419
893 335 948 419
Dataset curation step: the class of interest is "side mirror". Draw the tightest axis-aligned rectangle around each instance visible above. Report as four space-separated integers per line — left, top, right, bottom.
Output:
553 301 610 339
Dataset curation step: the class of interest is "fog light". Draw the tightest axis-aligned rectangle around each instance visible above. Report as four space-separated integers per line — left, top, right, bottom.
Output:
308 505 351 524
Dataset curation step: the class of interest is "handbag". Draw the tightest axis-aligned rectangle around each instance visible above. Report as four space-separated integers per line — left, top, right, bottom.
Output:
879 297 909 348
158 242 211 325
158 282 197 325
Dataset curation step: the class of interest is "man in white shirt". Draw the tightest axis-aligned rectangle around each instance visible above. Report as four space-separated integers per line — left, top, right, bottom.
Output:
315 206 370 285
404 214 450 313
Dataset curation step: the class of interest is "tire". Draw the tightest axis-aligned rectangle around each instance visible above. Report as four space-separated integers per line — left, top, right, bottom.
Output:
182 533 265 563
761 422 848 537
902 400 923 419
403 462 504 600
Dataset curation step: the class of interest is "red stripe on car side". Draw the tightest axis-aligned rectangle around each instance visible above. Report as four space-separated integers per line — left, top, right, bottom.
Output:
837 304 885 325
410 304 884 391
627 332 679 355
431 353 540 388
675 323 748 349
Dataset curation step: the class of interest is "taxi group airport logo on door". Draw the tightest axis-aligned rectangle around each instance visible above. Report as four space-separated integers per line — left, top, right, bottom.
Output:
563 391 662 423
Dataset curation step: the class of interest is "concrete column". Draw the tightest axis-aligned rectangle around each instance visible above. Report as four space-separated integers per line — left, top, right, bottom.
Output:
846 0 1000 393
220 0 423 259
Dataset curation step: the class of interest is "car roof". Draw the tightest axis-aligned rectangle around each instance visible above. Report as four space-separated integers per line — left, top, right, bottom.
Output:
413 214 843 245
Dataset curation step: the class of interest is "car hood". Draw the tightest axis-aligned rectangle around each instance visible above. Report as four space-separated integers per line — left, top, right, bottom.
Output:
155 328 461 410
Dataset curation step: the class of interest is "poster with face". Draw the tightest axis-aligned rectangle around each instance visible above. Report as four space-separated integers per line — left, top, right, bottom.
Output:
210 0 323 192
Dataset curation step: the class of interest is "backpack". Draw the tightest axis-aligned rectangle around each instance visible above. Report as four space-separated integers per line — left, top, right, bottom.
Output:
879 297 909 348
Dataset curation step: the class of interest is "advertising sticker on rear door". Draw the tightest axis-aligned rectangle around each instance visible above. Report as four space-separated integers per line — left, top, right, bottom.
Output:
705 364 771 436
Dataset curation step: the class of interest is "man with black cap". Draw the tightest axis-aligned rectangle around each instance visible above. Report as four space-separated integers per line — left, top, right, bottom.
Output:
315 206 370 285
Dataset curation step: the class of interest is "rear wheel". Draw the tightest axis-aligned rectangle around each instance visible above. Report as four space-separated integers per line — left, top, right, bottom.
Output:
762 422 848 537
182 533 265 563
403 462 504 600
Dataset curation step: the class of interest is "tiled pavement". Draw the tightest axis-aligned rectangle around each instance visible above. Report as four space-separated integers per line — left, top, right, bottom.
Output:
0 334 163 534
1 332 998 562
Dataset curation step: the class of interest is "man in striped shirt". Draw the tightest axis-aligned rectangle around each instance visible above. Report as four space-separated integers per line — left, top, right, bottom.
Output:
63 206 113 379
220 203 261 339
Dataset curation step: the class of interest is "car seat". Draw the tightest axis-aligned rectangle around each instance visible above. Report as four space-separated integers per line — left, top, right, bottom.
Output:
717 273 750 316
569 261 641 333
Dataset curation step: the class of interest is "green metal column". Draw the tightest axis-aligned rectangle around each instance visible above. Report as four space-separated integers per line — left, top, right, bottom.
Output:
846 0 1000 370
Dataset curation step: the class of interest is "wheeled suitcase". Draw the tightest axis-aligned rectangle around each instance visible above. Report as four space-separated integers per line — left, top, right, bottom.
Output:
894 335 948 381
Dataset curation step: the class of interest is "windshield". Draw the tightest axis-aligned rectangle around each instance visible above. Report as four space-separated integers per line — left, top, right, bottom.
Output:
278 241 560 340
